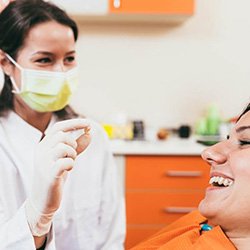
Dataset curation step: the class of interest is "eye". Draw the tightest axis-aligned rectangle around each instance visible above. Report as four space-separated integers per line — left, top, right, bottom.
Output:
226 135 230 140
35 57 52 64
238 140 250 146
65 56 75 63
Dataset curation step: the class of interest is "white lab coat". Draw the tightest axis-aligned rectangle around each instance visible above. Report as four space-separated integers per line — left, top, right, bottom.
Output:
0 111 126 250
0 69 4 94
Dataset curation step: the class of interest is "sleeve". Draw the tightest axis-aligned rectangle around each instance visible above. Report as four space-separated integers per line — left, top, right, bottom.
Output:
0 200 56 250
0 202 37 249
95 131 126 250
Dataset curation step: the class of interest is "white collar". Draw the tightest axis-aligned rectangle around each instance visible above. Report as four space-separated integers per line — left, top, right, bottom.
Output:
2 111 57 143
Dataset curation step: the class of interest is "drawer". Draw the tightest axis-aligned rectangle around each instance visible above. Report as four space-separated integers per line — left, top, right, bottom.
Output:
125 225 164 250
126 156 209 189
126 191 204 224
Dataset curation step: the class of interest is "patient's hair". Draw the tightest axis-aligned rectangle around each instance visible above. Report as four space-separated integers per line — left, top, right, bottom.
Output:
238 103 250 121
0 0 78 119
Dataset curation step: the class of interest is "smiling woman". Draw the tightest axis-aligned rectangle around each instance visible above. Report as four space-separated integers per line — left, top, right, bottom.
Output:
131 103 250 250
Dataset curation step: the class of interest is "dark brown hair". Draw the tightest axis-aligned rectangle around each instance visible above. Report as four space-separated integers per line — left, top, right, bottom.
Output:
237 103 250 122
0 0 79 119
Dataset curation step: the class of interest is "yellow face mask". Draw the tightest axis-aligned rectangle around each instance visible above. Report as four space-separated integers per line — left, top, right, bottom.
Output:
6 54 78 112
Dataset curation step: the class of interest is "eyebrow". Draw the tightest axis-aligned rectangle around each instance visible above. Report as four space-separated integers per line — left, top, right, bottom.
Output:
31 50 76 56
236 126 250 133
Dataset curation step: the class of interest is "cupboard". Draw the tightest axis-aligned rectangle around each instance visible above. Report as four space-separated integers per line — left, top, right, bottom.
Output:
109 0 194 15
125 155 209 249
51 0 194 23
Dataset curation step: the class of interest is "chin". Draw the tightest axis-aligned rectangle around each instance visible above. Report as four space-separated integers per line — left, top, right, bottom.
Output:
198 198 215 219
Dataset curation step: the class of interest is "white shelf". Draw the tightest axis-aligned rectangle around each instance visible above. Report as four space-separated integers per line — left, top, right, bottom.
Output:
110 136 207 156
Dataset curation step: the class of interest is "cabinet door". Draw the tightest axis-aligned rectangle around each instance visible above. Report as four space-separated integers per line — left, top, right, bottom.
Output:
109 0 194 15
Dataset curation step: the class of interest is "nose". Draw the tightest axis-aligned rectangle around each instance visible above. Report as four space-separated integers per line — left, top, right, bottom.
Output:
53 62 66 72
201 141 228 166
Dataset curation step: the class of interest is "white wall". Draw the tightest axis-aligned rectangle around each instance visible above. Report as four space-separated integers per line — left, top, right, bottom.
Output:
70 0 250 128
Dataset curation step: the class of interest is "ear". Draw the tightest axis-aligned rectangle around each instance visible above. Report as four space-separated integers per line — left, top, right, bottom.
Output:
0 50 14 76
0 0 12 13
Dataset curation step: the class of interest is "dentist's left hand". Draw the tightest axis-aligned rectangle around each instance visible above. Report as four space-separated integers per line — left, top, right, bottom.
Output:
25 119 91 237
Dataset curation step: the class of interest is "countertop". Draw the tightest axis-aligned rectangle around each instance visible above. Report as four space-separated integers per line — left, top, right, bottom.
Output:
110 136 208 156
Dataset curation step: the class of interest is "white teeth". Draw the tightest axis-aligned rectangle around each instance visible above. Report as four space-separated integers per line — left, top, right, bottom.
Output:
223 179 229 186
218 177 224 185
209 176 233 187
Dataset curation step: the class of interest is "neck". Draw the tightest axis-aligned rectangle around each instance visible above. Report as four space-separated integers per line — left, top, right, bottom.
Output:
224 227 250 250
230 237 250 250
13 97 52 133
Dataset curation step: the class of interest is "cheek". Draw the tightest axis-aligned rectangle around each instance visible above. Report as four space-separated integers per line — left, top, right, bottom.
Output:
229 151 250 208
230 150 250 177
12 68 22 88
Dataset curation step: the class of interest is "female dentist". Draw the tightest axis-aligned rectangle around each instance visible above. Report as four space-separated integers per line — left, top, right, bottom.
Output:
0 0 125 249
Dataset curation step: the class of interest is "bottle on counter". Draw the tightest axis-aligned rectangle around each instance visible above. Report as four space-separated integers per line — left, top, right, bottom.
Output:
132 120 145 140
195 104 221 136
102 113 133 140
206 104 221 135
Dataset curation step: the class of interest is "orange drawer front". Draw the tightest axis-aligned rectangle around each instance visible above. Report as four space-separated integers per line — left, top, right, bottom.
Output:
126 156 210 189
125 225 164 250
126 191 204 224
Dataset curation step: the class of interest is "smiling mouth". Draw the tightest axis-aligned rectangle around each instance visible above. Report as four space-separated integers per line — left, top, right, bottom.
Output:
209 176 234 187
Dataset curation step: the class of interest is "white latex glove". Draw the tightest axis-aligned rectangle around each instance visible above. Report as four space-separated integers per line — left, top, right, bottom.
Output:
25 118 91 236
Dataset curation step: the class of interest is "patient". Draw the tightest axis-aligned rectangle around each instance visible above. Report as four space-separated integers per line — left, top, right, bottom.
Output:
131 103 250 250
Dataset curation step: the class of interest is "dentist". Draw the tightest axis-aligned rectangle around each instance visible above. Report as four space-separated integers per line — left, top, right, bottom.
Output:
0 0 125 249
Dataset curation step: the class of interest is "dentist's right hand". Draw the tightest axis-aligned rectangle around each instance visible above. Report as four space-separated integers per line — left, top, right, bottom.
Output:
25 119 91 238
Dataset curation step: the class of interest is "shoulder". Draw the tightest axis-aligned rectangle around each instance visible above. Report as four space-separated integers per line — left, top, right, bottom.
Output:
87 118 109 141
156 210 206 235
131 211 206 250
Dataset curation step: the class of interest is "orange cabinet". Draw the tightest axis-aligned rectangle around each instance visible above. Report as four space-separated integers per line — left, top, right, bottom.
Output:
125 155 210 249
52 0 194 23
51 0 195 23
109 0 194 15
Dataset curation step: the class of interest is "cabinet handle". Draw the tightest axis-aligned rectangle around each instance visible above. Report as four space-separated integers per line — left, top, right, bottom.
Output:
165 170 202 177
164 207 196 214
113 0 121 9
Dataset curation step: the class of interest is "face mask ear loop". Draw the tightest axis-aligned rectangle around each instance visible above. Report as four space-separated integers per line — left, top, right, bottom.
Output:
5 54 22 94
10 76 20 94
5 54 22 71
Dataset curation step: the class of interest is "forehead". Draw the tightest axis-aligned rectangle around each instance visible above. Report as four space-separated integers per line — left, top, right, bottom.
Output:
234 111 250 133
19 21 75 55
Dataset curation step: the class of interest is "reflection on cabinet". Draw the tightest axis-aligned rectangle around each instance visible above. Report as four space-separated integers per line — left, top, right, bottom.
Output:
125 155 210 249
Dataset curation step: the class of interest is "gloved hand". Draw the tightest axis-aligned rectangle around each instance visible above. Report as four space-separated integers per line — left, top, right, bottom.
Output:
25 118 91 236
